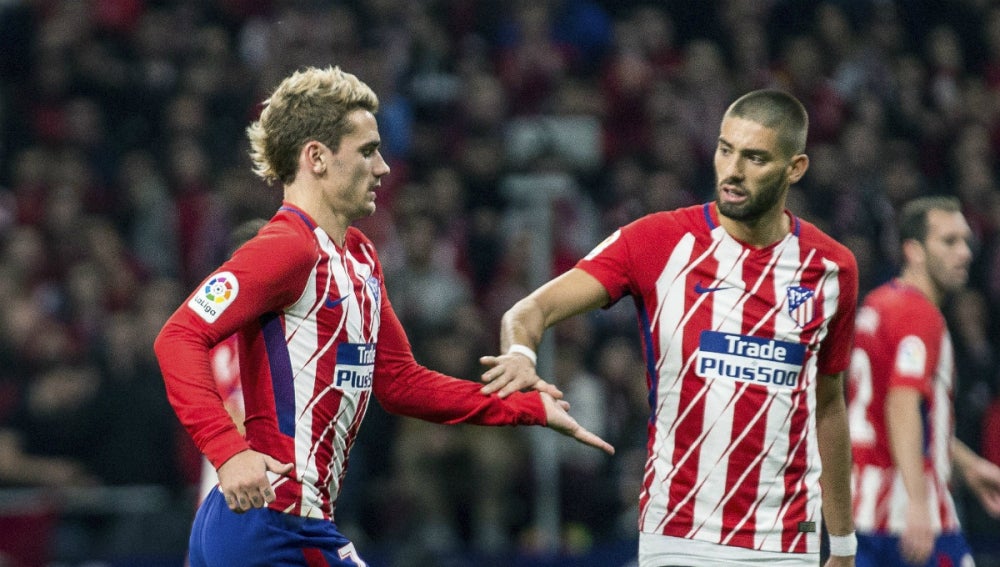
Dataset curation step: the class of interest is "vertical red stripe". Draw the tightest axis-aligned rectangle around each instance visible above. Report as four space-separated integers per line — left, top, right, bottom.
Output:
664 370 706 534
302 548 331 566
780 388 810 552
720 386 766 547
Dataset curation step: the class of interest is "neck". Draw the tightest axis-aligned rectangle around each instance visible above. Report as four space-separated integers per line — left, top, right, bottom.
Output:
284 185 349 246
897 269 941 306
718 207 791 248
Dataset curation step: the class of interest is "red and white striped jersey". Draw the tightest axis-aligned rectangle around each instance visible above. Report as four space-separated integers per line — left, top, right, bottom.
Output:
155 203 546 520
576 203 857 555
847 280 959 534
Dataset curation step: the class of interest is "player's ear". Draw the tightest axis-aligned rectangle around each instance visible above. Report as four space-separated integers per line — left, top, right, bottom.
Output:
901 237 925 267
302 141 328 176
787 153 809 184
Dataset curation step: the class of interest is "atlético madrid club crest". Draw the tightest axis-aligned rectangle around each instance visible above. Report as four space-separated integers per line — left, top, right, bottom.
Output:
786 285 815 328
188 271 239 324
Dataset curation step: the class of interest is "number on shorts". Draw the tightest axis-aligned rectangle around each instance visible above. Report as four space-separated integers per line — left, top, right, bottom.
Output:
338 542 367 567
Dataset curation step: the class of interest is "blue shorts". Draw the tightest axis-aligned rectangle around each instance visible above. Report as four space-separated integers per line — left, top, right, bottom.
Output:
856 532 973 567
188 488 368 567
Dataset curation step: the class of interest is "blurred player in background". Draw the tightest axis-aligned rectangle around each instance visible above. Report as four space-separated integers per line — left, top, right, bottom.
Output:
848 196 1000 567
480 89 859 566
155 65 611 567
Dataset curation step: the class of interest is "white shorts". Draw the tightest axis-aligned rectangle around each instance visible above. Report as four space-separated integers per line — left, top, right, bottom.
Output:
639 532 819 567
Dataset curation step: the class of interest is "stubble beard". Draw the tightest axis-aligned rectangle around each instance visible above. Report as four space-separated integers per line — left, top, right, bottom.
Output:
715 176 787 223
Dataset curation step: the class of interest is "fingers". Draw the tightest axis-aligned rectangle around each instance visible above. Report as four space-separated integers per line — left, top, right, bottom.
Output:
899 535 932 565
217 450 290 514
480 354 545 398
540 393 615 455
983 492 1000 517
264 455 294 476
574 427 616 456
479 368 527 397
533 379 564 400
482 373 565 399
224 484 276 513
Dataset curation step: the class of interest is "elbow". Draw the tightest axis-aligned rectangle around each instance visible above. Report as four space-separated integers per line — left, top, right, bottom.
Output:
152 322 176 364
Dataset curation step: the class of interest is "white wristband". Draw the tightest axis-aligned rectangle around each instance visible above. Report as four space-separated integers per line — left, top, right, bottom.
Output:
507 344 537 365
828 532 857 557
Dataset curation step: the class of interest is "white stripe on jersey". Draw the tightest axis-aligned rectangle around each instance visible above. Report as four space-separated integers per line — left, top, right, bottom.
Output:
931 332 953 492
641 232 698 531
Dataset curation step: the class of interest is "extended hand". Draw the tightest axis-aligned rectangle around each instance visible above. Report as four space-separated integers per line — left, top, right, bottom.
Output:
479 352 563 399
966 455 1000 517
217 449 294 513
540 392 614 455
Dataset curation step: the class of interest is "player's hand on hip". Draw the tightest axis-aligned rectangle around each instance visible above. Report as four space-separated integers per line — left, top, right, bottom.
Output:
217 449 293 513
479 353 563 399
900 502 934 565
540 392 614 455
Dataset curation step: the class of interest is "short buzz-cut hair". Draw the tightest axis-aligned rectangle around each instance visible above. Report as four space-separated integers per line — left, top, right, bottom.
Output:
724 89 809 158
247 66 379 186
898 195 963 244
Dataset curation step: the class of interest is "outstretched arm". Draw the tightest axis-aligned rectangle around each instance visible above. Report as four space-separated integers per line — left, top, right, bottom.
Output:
480 268 610 398
372 291 614 454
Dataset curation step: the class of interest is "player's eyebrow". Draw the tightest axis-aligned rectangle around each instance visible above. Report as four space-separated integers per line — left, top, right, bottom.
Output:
718 137 773 159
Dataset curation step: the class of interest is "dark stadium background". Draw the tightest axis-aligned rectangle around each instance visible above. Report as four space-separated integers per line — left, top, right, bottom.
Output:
1 1 999 566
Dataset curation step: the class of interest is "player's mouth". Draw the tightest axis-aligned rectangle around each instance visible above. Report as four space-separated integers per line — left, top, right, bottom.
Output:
719 184 748 204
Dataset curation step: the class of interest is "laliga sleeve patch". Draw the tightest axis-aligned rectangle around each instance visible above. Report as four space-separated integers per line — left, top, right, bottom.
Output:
187 271 239 324
894 335 926 377
583 229 621 260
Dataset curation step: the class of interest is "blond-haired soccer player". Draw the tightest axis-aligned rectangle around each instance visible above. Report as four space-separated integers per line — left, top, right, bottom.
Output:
154 66 611 567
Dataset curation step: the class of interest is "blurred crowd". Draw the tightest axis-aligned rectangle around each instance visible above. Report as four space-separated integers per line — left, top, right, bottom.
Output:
1 0 1000 565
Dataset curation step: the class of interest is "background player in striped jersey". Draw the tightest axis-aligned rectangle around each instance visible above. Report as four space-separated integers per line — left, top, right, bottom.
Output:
481 89 858 566
154 65 612 567
847 196 1000 567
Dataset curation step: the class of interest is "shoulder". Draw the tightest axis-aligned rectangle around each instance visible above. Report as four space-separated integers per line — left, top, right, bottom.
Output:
858 283 940 334
795 216 857 270
232 212 320 273
866 283 938 319
625 204 708 237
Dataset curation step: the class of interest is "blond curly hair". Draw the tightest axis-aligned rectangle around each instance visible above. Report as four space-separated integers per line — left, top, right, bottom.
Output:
246 66 379 186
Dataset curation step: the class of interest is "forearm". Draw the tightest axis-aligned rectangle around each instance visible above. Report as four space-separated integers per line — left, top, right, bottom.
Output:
951 437 977 481
816 376 855 536
886 388 929 505
499 296 548 352
376 358 546 425
375 304 546 425
154 322 249 468
499 268 611 352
